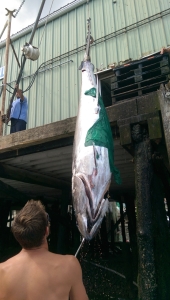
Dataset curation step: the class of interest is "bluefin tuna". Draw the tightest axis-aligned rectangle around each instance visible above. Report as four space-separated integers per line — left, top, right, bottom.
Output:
72 19 120 240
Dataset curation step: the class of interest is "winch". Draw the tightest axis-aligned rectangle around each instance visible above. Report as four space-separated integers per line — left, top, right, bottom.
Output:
21 43 40 61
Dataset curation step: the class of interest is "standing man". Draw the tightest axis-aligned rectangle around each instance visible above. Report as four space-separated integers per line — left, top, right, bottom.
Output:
0 200 88 300
10 85 28 133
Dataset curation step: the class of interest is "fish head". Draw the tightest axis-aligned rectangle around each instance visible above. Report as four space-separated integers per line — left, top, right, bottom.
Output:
78 60 94 73
72 173 110 240
78 60 96 87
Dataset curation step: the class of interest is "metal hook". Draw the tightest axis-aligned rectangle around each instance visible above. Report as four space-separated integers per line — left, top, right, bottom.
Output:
85 18 94 61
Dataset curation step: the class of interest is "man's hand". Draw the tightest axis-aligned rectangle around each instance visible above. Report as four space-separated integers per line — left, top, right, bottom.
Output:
160 47 170 54
15 84 24 100
1 114 9 123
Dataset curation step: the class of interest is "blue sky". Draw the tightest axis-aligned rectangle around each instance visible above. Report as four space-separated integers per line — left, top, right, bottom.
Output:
0 0 70 41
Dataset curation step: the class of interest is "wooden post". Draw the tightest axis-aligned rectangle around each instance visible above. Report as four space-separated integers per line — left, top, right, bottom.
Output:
126 196 138 298
120 198 126 242
0 9 16 135
56 190 70 254
126 196 138 276
132 124 157 299
158 87 170 163
151 173 170 299
0 201 11 261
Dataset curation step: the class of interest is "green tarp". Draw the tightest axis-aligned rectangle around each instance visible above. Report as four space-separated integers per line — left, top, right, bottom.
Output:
84 87 121 185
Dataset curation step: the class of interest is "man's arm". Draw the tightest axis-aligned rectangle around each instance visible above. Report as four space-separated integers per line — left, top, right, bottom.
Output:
160 47 170 54
15 85 24 101
69 257 88 300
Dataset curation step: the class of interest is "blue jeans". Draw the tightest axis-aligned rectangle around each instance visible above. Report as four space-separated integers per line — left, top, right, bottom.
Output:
10 118 26 133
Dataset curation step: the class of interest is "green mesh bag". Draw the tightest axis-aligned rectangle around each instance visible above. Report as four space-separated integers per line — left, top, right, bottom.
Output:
84 87 121 185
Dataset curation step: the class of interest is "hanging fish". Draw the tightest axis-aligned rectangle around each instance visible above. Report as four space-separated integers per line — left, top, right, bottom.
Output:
72 19 121 240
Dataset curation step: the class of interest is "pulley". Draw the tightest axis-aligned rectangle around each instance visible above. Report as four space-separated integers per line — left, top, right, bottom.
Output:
21 43 40 61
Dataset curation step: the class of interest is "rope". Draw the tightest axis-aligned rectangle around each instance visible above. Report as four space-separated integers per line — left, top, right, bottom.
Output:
38 0 55 48
14 0 25 18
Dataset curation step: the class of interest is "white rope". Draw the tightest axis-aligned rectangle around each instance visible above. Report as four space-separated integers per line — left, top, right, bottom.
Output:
38 0 55 48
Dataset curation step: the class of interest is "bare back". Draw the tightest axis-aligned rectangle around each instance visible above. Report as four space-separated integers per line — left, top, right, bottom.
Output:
0 249 88 300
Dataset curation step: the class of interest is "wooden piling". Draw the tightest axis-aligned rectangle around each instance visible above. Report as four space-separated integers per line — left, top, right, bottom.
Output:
132 123 157 300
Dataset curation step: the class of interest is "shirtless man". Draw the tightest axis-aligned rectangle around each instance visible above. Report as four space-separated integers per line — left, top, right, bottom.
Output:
0 200 88 300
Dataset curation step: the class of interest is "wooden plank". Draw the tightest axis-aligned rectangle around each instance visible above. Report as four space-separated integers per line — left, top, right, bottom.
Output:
118 111 162 144
0 92 160 158
107 98 138 123
0 99 138 155
119 124 132 146
0 137 74 160
117 111 160 127
111 74 168 94
148 115 162 140
0 117 76 153
137 92 160 114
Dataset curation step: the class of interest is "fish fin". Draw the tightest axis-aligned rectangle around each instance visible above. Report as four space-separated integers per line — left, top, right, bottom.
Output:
84 87 96 97
88 199 109 239
92 143 98 169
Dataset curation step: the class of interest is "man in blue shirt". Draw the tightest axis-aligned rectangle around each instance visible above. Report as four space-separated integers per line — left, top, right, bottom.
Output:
10 85 28 133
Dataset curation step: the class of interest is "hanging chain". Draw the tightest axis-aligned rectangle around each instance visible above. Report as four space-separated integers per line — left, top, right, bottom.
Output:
14 0 25 18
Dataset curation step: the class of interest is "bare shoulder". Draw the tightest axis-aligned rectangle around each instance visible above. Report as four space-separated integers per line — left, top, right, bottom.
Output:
66 255 82 275
64 255 80 266
0 261 5 274
63 255 88 300
0 256 16 269
0 259 12 284
51 253 80 271
0 254 21 273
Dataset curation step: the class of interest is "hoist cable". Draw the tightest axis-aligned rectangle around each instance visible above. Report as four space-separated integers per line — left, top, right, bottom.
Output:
86 0 90 19
14 0 26 18
38 0 54 48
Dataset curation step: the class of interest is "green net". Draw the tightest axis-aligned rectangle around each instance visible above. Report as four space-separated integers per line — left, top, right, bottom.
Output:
84 87 121 185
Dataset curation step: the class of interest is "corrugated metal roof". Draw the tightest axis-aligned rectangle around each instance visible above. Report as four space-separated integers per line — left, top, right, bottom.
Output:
0 0 169 133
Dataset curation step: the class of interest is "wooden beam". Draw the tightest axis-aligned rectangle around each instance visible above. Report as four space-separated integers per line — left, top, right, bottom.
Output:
147 115 162 140
0 91 159 157
118 111 162 147
0 163 71 189
119 124 132 146
0 117 76 154
132 124 157 298
0 179 28 203
0 100 136 154
158 87 170 163
0 136 74 160
137 92 160 114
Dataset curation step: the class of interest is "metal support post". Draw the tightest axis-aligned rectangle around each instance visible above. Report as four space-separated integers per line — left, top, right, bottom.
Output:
6 0 47 123
0 9 15 135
